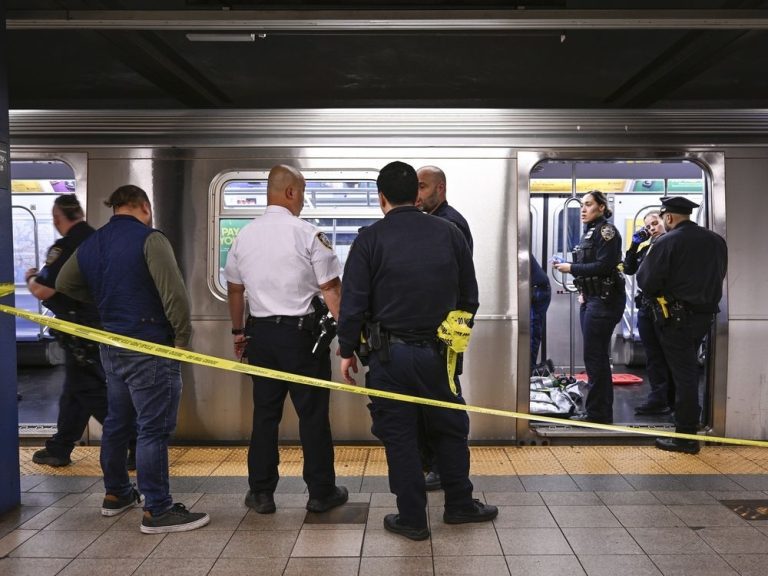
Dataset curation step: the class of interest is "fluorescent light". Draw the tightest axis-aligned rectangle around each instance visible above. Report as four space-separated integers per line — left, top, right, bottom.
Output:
186 33 255 42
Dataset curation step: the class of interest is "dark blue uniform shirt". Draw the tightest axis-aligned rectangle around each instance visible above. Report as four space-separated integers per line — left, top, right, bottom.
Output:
637 220 727 312
36 221 100 325
570 216 622 279
338 205 478 358
431 201 474 254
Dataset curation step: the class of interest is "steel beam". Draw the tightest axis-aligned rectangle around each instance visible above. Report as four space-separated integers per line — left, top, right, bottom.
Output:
7 9 768 31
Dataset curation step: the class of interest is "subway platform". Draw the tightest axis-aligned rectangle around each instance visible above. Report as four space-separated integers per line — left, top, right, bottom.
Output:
2 445 768 576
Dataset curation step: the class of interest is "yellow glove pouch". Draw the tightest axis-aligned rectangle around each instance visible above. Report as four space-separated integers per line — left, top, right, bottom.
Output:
436 310 474 395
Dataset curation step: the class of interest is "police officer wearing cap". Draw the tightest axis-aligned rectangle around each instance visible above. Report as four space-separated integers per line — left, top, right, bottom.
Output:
637 196 727 454
623 211 675 416
553 190 625 424
224 164 348 515
337 161 497 542
24 194 111 468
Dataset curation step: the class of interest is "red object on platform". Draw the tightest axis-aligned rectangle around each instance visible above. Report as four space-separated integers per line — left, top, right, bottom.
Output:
574 373 643 385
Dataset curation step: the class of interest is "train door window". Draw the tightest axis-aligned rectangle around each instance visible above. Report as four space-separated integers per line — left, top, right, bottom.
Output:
210 170 381 298
528 159 707 428
11 160 78 342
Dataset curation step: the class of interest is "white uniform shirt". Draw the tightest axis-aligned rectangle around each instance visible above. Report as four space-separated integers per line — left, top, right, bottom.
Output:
224 205 342 317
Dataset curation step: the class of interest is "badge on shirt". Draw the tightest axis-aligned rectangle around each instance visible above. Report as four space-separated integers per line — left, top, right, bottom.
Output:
600 225 616 241
45 246 63 266
316 232 333 250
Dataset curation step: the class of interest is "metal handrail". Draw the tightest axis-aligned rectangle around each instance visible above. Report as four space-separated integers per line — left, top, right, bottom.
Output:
625 203 663 339
12 205 46 339
550 196 581 293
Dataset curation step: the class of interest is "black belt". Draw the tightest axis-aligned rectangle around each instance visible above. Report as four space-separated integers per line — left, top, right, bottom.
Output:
248 314 314 330
533 283 551 290
389 335 440 347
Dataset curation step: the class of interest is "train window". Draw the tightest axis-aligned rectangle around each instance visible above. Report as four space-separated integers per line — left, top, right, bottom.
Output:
11 160 78 341
210 170 381 298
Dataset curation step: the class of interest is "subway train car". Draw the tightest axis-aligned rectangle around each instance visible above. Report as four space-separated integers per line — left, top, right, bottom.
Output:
8 109 767 444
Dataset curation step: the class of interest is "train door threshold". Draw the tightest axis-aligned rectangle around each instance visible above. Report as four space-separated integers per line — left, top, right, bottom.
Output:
530 422 675 438
19 424 58 439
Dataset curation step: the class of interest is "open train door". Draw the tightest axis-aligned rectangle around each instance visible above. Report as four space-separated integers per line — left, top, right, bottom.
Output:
517 151 728 443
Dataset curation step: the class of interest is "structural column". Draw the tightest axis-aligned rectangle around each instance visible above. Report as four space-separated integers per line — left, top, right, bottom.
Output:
0 0 21 513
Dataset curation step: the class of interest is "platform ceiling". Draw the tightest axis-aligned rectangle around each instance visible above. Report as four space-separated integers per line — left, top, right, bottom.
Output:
5 1 768 109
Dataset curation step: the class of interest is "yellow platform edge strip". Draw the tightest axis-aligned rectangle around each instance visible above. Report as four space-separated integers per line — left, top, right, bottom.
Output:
2 282 767 449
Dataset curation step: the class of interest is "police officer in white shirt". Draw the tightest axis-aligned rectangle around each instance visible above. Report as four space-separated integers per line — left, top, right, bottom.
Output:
224 164 348 515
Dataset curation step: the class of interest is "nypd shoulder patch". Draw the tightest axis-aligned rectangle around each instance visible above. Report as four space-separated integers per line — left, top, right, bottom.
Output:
45 246 63 266
316 232 333 250
600 225 616 241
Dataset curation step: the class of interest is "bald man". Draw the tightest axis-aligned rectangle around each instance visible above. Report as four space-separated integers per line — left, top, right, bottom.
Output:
416 166 474 491
225 164 348 515
416 166 473 252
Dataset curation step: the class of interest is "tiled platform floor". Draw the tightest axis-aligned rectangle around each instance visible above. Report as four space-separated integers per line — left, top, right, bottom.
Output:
2 446 768 575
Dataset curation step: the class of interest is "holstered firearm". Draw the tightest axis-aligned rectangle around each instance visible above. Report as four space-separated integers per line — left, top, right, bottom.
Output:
650 296 670 327
311 312 337 358
365 320 390 363
310 296 337 358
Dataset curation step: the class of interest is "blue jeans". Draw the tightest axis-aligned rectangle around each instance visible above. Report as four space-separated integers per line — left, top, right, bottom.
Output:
99 346 182 515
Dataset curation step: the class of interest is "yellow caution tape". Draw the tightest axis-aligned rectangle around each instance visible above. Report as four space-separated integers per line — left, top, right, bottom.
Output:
436 310 474 396
2 282 767 448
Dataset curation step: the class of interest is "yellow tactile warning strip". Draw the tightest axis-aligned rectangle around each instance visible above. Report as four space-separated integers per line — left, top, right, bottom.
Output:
18 445 768 477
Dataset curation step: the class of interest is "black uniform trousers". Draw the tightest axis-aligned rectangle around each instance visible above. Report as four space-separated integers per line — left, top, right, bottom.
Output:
580 295 624 423
653 313 713 434
416 352 464 475
46 345 108 459
245 322 336 500
367 341 474 530
636 307 675 409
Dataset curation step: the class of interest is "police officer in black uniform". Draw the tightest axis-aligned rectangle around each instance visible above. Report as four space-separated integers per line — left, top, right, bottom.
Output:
25 194 135 468
637 196 727 454
623 211 674 415
338 161 497 541
415 165 474 491
553 190 625 424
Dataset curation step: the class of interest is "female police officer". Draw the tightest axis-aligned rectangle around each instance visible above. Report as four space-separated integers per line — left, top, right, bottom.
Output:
553 190 625 424
623 211 674 416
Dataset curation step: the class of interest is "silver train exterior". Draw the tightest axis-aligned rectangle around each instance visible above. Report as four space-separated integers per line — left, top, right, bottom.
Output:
8 109 768 443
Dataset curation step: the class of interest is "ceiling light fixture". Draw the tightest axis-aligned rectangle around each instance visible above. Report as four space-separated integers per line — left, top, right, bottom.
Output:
186 33 256 42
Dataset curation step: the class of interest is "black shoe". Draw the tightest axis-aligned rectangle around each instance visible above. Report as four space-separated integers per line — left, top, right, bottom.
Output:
245 490 276 514
126 449 137 471
425 471 442 492
32 449 71 467
383 514 430 541
306 486 349 513
635 403 673 416
140 503 210 534
443 499 499 524
570 414 613 425
655 437 700 455
101 486 144 517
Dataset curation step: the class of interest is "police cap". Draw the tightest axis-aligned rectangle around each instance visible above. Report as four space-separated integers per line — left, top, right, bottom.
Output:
659 196 699 216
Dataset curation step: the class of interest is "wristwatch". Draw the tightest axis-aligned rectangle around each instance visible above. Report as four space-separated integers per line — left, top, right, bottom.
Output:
231 328 245 335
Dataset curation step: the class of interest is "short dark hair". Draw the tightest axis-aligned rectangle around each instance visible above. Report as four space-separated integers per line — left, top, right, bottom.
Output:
584 189 613 219
53 194 84 221
377 161 418 205
104 185 150 209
